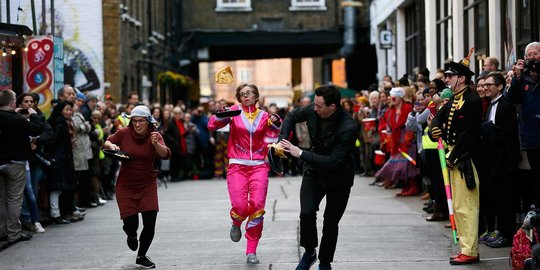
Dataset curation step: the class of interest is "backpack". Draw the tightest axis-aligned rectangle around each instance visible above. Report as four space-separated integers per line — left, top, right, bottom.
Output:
511 227 539 270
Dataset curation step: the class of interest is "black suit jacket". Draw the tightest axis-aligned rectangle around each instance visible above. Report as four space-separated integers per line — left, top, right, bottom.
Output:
430 87 483 164
278 104 358 188
481 96 521 178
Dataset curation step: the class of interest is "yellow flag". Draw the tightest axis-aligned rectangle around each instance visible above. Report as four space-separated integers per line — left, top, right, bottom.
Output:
215 66 235 84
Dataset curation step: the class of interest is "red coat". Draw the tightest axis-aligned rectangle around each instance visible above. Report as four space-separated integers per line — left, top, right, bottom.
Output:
387 102 413 155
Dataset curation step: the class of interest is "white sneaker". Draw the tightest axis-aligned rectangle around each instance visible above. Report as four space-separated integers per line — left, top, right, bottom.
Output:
34 222 45 233
98 197 107 205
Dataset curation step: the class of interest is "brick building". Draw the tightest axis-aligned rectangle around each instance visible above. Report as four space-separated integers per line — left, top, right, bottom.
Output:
102 0 181 104
370 0 540 82
179 0 376 103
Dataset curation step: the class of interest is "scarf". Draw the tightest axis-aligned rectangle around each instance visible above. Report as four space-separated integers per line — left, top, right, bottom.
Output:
65 117 77 146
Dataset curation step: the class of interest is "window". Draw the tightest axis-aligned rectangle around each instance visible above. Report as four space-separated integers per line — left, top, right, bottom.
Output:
501 0 511 70
216 0 252 12
289 0 327 11
516 0 540 58
464 0 488 75
436 0 452 69
259 18 284 31
405 0 425 78
237 69 253 83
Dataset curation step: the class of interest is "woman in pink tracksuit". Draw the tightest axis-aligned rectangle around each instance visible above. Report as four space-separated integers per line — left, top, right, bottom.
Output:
208 83 281 264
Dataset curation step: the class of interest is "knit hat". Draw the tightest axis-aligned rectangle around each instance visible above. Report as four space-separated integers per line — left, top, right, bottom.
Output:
76 92 86 101
440 88 453 99
389 87 405 98
85 93 98 102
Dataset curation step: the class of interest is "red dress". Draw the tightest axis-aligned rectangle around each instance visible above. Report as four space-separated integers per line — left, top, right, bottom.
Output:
107 125 171 219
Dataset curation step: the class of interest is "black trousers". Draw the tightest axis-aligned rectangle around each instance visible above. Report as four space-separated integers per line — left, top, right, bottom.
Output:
75 170 91 207
486 174 515 238
299 175 351 263
424 149 448 215
123 211 158 257
527 149 540 207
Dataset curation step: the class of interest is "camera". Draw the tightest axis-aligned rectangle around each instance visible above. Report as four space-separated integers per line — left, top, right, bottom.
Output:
524 59 540 74
19 109 29 115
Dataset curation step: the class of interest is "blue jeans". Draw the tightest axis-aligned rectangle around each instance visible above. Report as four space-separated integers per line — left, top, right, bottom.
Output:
30 162 43 200
21 167 40 223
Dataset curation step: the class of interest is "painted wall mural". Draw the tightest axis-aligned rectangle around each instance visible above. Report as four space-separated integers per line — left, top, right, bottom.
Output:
0 55 13 91
24 36 54 117
10 0 104 97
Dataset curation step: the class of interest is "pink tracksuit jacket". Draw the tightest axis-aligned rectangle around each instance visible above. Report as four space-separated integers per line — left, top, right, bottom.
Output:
208 104 280 254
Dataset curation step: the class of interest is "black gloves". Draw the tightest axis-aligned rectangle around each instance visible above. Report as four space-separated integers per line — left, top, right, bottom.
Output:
270 113 281 127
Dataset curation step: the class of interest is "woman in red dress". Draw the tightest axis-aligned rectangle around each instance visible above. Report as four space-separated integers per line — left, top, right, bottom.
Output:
104 105 170 269
374 87 418 195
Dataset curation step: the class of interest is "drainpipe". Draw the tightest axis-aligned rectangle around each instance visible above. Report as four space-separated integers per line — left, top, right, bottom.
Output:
339 0 360 57
40 0 46 35
31 0 37 34
7 0 10 23
50 0 55 36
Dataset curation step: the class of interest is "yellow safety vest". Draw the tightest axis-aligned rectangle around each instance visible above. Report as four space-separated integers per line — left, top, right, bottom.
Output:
422 126 447 150
117 115 129 127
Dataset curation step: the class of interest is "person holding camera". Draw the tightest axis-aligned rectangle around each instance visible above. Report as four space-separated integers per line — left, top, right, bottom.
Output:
429 55 483 265
0 90 43 245
15 94 46 233
508 41 540 207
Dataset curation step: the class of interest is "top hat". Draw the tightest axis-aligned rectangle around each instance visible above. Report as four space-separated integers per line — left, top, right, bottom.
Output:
445 48 475 77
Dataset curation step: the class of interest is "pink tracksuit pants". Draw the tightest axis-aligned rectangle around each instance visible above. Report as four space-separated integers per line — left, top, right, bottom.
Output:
227 163 269 254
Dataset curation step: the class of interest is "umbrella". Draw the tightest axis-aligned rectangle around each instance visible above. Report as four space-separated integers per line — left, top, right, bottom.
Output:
438 138 458 244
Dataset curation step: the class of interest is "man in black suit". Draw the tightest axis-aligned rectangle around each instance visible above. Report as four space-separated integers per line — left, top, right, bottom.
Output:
429 57 483 265
278 85 357 270
480 72 521 248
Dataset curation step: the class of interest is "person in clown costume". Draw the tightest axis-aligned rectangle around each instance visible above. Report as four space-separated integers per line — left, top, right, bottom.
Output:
208 83 281 264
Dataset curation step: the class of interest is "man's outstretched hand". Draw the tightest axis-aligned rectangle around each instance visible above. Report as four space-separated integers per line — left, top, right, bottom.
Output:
278 139 302 158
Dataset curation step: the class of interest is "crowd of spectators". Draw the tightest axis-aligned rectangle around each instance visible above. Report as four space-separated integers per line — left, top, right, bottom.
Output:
362 41 540 249
1 41 538 253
